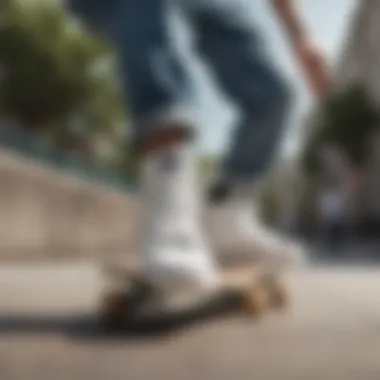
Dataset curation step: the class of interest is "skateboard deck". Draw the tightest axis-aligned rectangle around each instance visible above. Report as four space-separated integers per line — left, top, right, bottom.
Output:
98 259 289 330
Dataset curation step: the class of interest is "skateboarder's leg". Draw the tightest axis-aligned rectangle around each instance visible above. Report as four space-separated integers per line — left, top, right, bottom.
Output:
189 0 306 266
68 0 220 300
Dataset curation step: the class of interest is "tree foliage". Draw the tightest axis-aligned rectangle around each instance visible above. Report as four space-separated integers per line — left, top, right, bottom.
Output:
302 84 379 174
0 0 125 156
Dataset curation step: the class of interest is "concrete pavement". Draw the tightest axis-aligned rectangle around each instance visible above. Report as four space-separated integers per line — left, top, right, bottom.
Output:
1 262 380 380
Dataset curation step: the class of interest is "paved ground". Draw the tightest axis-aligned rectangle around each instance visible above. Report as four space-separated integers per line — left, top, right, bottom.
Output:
1 262 380 380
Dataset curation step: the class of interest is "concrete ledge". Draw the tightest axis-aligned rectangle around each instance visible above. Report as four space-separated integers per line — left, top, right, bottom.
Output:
0 149 141 261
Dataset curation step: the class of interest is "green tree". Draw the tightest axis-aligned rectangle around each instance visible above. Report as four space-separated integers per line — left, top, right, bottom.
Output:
0 0 125 157
302 84 379 174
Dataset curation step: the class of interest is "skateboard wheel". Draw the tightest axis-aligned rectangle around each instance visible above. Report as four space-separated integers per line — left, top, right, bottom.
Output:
267 281 288 310
243 287 268 317
99 290 128 328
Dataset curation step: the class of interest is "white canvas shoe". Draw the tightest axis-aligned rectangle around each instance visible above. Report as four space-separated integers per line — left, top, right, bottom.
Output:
206 185 306 268
139 144 219 308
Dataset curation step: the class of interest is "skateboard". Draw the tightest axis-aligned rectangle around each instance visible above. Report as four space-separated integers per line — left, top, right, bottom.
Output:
97 260 289 330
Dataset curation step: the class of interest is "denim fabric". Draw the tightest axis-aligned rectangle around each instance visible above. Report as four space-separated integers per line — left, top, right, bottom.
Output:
67 0 293 181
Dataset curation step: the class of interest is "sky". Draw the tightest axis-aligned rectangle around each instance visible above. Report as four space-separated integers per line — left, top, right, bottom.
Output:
176 0 358 156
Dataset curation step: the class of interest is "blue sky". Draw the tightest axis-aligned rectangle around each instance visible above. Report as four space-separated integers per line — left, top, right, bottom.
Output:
178 0 358 156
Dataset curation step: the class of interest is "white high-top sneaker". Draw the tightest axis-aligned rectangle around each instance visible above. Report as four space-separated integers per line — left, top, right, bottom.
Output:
206 184 306 268
139 144 219 308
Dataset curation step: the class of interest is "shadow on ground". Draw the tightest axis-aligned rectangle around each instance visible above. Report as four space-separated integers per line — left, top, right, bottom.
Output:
0 294 255 342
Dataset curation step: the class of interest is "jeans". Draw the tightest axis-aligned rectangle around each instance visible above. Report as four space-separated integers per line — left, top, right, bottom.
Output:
68 0 293 181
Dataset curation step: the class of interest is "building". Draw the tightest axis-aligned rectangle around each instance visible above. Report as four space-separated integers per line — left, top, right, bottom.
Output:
336 0 380 101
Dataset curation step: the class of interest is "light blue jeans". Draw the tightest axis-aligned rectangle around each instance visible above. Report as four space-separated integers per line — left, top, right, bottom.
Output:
68 0 293 181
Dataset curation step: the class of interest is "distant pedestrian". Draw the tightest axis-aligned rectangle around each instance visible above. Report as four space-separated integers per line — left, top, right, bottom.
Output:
319 184 348 252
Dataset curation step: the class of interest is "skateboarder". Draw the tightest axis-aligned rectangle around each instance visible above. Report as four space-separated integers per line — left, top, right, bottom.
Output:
67 0 329 304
